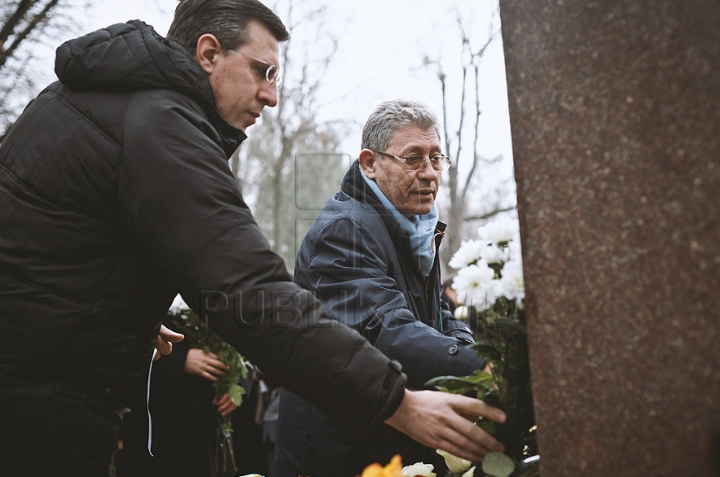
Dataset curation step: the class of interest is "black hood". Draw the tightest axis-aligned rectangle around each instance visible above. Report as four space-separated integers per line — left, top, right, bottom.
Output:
55 20 245 149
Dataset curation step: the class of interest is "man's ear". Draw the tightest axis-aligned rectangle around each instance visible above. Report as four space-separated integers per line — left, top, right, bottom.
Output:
359 149 378 179
194 34 223 75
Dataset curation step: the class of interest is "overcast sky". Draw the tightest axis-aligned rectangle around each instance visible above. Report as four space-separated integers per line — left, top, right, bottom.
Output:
59 0 512 161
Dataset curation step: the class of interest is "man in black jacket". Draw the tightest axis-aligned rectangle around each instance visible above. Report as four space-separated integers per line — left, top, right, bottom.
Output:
275 100 489 476
0 1 504 475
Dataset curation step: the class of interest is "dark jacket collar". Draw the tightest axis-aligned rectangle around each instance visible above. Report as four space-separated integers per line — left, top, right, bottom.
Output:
54 20 245 156
341 160 403 240
340 160 446 242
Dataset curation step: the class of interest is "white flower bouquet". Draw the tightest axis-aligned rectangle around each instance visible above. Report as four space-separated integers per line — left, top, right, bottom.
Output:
428 217 538 477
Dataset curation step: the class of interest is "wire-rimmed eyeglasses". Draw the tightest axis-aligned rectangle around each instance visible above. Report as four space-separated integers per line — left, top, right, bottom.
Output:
232 50 283 86
371 149 452 172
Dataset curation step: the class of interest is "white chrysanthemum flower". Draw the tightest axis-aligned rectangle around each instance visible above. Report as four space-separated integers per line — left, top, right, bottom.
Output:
498 259 525 302
482 243 510 264
401 462 437 477
508 233 523 259
449 239 487 269
454 305 469 320
168 294 189 314
477 217 519 244
452 263 496 308
436 449 473 474
461 467 477 477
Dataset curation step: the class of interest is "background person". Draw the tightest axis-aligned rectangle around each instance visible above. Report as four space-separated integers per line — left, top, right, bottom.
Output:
115 313 261 477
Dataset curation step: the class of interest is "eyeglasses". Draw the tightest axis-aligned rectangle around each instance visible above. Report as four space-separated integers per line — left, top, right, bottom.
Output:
371 149 452 172
232 50 283 86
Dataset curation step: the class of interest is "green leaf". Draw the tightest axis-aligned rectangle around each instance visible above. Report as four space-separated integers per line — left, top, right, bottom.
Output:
426 371 494 391
490 319 526 335
481 452 515 477
468 342 502 361
227 383 246 407
170 310 253 405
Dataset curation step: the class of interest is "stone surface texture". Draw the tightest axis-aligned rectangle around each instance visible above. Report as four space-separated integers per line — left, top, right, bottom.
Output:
499 1 720 475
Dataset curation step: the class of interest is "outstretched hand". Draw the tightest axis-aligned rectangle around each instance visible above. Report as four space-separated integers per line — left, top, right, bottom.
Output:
183 348 230 383
154 325 184 360
384 389 506 463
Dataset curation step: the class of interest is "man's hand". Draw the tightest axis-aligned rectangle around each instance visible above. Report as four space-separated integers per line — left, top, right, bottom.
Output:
384 389 506 463
154 325 184 360
212 393 238 417
183 348 229 382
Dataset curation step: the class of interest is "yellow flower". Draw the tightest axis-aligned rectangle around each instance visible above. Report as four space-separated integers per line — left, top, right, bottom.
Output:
361 455 404 477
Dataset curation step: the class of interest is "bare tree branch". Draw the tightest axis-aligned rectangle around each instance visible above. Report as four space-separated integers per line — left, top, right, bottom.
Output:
422 6 507 274
0 0 90 141
464 206 516 222
0 0 60 69
0 0 34 47
251 0 341 255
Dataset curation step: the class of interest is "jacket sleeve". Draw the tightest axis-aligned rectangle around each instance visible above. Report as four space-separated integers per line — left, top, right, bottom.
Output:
116 91 405 434
442 304 475 345
294 215 485 389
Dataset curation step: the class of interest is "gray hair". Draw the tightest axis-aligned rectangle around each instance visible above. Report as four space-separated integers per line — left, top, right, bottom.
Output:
361 99 441 151
167 0 289 55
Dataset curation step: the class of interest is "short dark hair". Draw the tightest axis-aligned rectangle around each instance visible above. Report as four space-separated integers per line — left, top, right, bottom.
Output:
167 0 289 55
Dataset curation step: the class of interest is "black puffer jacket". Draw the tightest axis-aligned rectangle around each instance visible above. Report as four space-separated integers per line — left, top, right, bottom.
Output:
275 161 485 477
0 21 405 475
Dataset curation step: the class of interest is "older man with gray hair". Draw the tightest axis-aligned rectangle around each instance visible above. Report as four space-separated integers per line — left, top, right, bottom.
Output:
275 99 493 476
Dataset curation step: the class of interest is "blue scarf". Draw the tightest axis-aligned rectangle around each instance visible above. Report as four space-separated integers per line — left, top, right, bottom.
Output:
361 168 438 277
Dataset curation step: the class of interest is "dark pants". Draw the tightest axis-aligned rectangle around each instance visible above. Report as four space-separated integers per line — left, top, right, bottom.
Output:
0 380 121 477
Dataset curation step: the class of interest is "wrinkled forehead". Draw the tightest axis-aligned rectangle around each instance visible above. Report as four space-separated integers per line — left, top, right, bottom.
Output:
388 125 442 151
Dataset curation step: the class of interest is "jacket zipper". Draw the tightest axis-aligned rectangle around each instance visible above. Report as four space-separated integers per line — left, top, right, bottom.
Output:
428 225 446 332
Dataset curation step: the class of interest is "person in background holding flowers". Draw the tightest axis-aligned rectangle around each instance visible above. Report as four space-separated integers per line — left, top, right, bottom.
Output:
116 329 234 477
275 100 499 477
